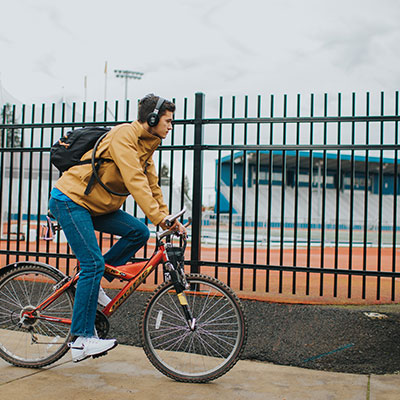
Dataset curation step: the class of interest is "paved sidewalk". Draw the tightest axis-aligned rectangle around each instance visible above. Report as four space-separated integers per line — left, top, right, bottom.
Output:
0 345 399 400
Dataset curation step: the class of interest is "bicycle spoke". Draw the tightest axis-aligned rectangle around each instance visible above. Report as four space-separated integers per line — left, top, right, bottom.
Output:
36 320 69 338
197 296 230 324
197 327 236 352
200 310 238 328
150 301 186 325
165 292 186 321
0 265 73 367
16 277 31 306
0 298 21 313
194 330 227 358
153 328 191 351
4 281 24 308
142 275 246 383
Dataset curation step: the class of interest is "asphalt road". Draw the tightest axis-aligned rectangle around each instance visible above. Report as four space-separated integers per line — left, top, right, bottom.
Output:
104 289 400 375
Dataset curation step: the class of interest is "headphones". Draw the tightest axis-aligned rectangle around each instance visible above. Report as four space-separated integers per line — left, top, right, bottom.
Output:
147 96 166 127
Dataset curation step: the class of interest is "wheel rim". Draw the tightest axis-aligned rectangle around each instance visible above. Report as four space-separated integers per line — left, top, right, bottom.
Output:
144 278 244 379
0 269 72 364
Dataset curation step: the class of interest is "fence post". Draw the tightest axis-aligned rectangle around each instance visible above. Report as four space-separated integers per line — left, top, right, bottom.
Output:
190 92 205 274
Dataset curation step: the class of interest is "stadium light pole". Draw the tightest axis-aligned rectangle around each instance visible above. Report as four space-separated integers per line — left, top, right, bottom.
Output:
114 69 144 104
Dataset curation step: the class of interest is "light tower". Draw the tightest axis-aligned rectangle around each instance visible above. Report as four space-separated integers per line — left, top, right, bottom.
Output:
114 69 144 104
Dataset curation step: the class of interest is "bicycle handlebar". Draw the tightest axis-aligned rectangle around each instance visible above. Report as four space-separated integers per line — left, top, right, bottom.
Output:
163 207 187 228
158 207 188 240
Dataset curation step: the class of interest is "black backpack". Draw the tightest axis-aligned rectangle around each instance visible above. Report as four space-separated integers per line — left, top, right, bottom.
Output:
50 126 129 196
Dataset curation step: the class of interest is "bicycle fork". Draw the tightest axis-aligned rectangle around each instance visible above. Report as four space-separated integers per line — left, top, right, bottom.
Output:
164 262 196 331
176 292 196 331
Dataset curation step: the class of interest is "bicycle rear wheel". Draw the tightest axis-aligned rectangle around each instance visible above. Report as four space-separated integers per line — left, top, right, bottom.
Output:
141 274 247 383
0 262 74 367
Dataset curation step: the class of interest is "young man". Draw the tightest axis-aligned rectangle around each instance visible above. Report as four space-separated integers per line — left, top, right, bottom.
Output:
49 94 185 362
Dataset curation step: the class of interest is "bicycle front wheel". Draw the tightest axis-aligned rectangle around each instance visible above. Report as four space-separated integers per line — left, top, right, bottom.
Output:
141 274 247 383
0 262 74 368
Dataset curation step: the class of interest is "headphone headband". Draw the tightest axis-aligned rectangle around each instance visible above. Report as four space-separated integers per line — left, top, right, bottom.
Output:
153 96 165 115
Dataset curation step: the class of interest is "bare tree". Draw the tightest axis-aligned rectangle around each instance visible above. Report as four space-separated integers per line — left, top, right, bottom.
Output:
1 103 21 147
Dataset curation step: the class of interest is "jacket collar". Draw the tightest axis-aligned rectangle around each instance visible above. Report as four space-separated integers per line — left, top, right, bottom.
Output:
133 120 161 147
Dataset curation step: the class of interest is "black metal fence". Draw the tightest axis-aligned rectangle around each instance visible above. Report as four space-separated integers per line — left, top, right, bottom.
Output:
0 92 399 302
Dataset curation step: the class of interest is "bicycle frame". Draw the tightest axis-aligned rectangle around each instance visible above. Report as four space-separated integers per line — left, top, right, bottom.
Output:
24 207 189 328
20 242 170 327
102 248 166 317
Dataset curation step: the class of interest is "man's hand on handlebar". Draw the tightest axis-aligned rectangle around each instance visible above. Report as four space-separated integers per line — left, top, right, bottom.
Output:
160 217 187 236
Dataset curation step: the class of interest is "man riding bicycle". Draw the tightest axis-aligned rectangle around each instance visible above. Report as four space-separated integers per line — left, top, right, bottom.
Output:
49 94 186 362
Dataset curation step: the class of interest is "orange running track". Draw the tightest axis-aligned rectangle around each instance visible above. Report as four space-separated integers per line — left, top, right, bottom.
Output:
1 235 399 305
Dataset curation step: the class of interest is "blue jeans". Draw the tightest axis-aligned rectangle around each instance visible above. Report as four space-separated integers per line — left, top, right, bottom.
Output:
48 197 150 337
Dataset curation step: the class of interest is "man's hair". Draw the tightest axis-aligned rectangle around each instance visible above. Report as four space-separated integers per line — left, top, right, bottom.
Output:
138 94 175 123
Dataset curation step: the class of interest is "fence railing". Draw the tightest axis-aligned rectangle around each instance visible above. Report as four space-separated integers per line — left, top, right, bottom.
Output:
1 92 399 303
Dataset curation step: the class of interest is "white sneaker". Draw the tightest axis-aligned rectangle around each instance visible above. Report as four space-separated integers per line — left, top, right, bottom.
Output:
69 336 118 362
98 286 112 307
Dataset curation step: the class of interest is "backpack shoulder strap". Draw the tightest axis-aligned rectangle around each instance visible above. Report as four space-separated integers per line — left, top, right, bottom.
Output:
84 131 129 196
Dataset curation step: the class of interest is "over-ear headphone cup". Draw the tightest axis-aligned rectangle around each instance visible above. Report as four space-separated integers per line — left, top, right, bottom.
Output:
146 97 165 127
147 112 159 127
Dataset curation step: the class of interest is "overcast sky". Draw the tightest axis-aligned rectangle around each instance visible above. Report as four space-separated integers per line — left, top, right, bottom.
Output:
1 0 400 107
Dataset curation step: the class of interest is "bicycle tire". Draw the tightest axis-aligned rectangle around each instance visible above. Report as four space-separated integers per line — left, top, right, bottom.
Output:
0 262 74 368
141 273 247 383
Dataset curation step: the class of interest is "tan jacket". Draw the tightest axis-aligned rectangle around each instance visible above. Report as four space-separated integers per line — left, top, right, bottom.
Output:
55 121 169 225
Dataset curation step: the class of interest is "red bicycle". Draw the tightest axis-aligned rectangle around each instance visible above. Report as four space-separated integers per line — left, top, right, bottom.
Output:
0 208 247 383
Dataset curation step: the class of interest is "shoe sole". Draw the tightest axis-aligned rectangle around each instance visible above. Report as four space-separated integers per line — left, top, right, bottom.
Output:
72 354 91 363
72 341 118 363
91 341 118 359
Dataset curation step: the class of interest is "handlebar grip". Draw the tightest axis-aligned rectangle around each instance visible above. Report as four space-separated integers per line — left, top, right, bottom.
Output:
164 207 187 227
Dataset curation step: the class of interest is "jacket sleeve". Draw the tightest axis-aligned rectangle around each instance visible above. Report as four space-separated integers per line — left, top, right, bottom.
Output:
108 127 167 225
145 158 169 215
